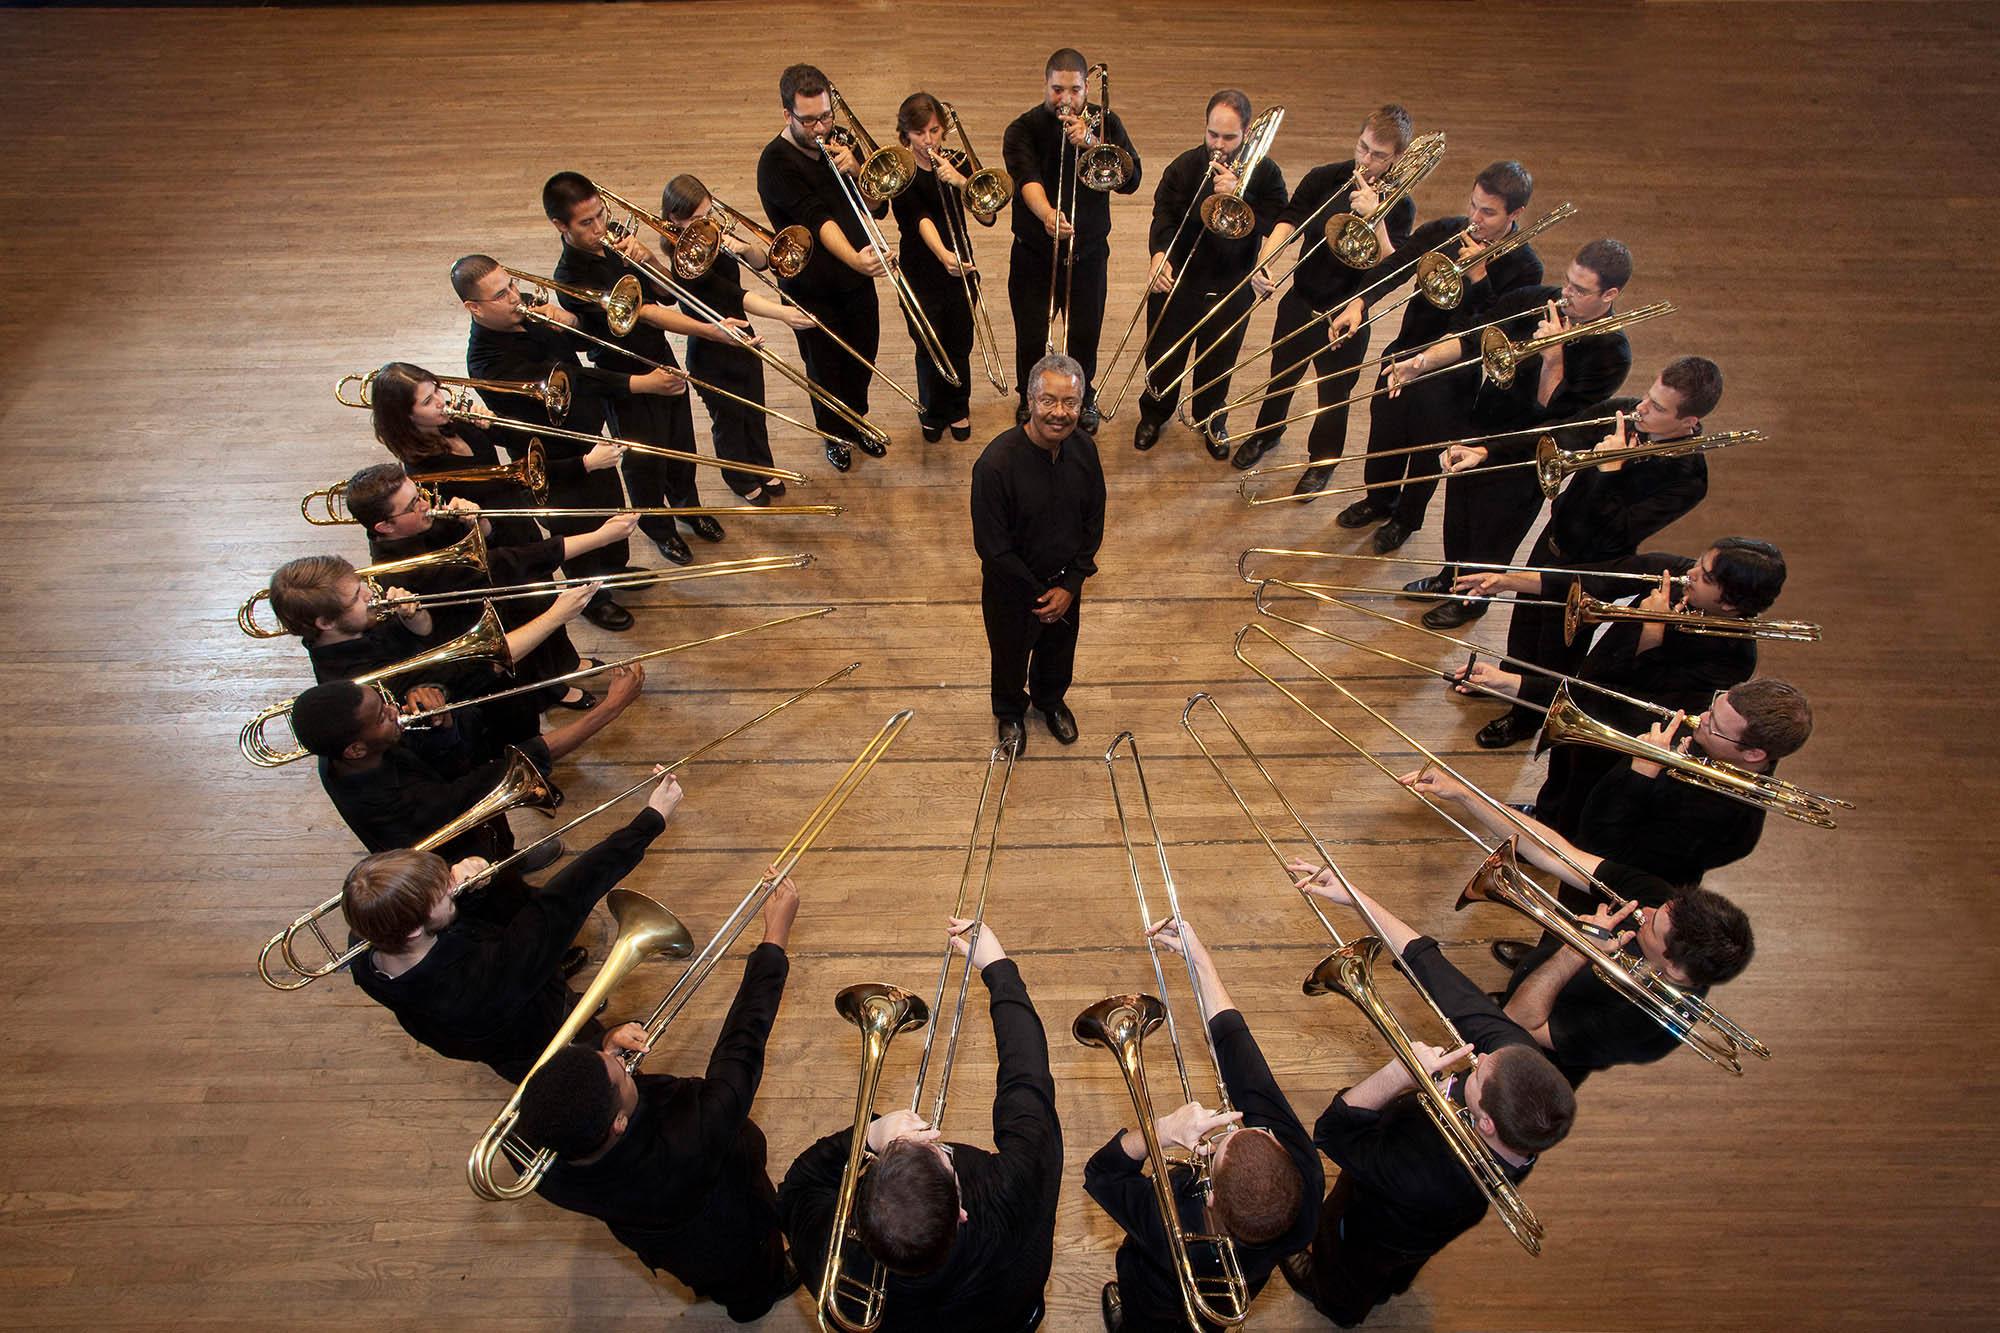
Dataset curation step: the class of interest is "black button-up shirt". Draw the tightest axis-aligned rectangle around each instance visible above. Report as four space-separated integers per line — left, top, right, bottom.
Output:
757 131 885 302
970 426 1107 597
1149 144 1288 287
1280 159 1417 309
552 240 681 376
1002 101 1142 257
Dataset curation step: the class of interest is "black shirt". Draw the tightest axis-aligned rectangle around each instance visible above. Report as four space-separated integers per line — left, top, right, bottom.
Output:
404 422 572 548
969 426 1107 597
757 131 884 302
1002 101 1142 256
1085 1009 1322 1330
1575 757 1770 885
1364 216 1544 355
779 959 1061 1333
1531 398 1709 559
1148 145 1288 286
890 164 965 299
1468 285 1633 434
465 316 619 440
320 734 553 863
552 239 683 377
368 513 569 639
1280 159 1416 309
669 246 760 382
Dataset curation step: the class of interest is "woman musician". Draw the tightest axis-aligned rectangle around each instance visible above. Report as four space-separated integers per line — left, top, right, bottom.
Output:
893 93 982 442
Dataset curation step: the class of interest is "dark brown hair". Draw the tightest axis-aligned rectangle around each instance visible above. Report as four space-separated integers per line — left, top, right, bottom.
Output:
1664 886 1756 986
1724 677 1813 759
368 361 453 464
341 848 450 951
344 462 413 530
1481 1046 1576 1156
1361 104 1414 153
1209 1128 1303 1246
1661 354 1724 418
855 1140 959 1275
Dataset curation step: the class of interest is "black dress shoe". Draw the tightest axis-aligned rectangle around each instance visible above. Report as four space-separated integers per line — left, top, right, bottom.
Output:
1133 418 1160 451
1230 433 1276 470
1038 702 1078 745
1202 426 1230 460
550 686 598 712
653 532 694 566
1079 402 1101 434
764 478 786 498
1292 467 1330 500
558 945 589 980
949 422 972 441
824 440 853 472
1491 938 1534 970
998 718 1026 758
1337 497 1387 528
517 837 566 874
738 485 772 507
1422 598 1487 630
1100 1281 1124 1333
856 433 888 457
1475 710 1539 749
1372 518 1413 553
1400 572 1451 599
919 414 945 443
582 597 634 631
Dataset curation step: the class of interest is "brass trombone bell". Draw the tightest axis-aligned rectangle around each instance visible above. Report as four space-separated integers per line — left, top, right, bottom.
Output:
827 85 918 204
1323 131 1447 269
237 524 492 638
1199 106 1284 239
595 181 726 280
298 439 550 526
502 266 645 337
335 366 574 424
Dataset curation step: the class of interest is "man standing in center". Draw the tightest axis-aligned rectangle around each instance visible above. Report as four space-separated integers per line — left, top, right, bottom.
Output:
971 353 1107 758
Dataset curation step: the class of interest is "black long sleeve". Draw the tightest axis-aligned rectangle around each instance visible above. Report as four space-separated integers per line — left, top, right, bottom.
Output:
970 428 1106 596
1364 217 1543 353
1148 145 1287 283
1282 159 1416 309
1401 936 1539 1057
1573 753 1771 883
1003 102 1141 257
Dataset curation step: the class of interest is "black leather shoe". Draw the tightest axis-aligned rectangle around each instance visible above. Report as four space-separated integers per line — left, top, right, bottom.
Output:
1292 467 1330 500
1230 433 1276 470
1400 572 1451 599
1491 938 1533 970
998 718 1026 758
1133 418 1160 451
653 532 693 566
1422 598 1487 630
764 478 786 498
856 433 888 457
678 515 724 543
1015 399 1030 426
920 415 945 443
739 484 772 507
558 945 589 980
517 837 566 874
1337 497 1387 528
1079 402 1101 434
949 422 972 441
1372 518 1413 553
824 440 853 472
582 596 634 631
1038 702 1078 745
1100 1281 1124 1333
1475 710 1539 749
1202 426 1230 460
550 686 598 712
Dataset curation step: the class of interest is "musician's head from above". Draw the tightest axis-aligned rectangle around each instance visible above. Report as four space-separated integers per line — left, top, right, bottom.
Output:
857 1131 964 1276
292 679 402 763
1024 353 1085 446
1463 1045 1576 1160
1467 160 1533 243
1561 239 1632 322
659 173 711 226
544 170 612 257
345 462 434 540
1204 89 1250 159
1043 47 1087 114
896 91 946 165
453 253 523 332
779 63 834 152
1631 354 1723 438
1682 536 1785 618
1206 1124 1303 1245
515 1044 641 1163
1639 886 1756 988
1352 104 1412 183
367 361 453 461
269 554 369 644
1696 677 1812 772
340 847 459 952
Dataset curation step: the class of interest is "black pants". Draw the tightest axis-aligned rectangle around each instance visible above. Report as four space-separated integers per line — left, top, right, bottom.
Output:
691 348 777 498
982 575 1080 722
906 273 974 425
791 286 879 442
537 451 629 580
1359 364 1466 529
1441 462 1545 571
1304 1172 1438 1327
1008 237 1108 402
1137 277 1254 434
605 392 699 540
1249 288 1375 460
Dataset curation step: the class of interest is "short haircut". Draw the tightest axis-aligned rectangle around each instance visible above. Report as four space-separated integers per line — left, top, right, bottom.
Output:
1209 1128 1303 1246
1481 1046 1576 1156
515 1045 622 1158
541 170 598 225
779 62 829 112
450 252 501 302
1360 103 1414 153
1665 886 1756 987
1473 160 1534 213
659 173 710 223
291 680 369 759
1205 89 1252 129
270 555 357 641
368 361 451 464
855 1140 959 1275
345 462 412 530
1707 537 1787 616
896 91 943 146
341 848 450 951
1575 238 1633 292
1045 48 1087 78
1029 352 1085 395
1660 354 1724 418
1725 677 1814 759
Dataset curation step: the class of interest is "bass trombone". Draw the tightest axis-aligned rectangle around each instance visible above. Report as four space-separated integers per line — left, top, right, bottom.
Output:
1046 62 1134 359
336 366 573 423
595 182 725 280
469 707 915 1201
299 440 550 526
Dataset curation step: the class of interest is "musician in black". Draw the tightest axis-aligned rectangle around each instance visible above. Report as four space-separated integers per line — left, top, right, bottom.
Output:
660 174 818 504
1002 47 1142 433
1228 104 1413 473
757 62 892 473
970 354 1107 756
546 171 743 558
1087 917 1320 1332
1131 89 1288 459
1320 161 1541 522
893 92 983 441
510 868 802 1321
1278 861 1575 1326
340 771 684 1083
779 918 1061 1333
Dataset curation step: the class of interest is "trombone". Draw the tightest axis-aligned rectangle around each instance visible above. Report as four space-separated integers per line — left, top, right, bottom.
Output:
255 663 859 989
1046 62 1135 359
469 707 916 1201
700 185 815 280
1234 410 1634 498
238 524 490 638
1178 690 1547 1253
1072 732 1250 1329
300 474 836 528
817 743 1015 1333
594 182 724 280
1227 624 1771 1071
300 440 550 524
1250 583 1852 827
336 366 573 423
934 99 1012 395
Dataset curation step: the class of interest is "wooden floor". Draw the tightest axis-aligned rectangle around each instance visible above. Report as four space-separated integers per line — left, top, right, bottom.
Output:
1 2 1992 1328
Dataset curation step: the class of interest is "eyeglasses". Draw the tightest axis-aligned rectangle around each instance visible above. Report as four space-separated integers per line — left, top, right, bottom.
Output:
791 109 836 128
389 490 429 519
1701 691 1748 747
1033 394 1082 412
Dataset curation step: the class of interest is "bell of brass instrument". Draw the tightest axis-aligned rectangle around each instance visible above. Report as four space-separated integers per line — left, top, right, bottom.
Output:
336 365 573 424
1075 64 1135 190
1480 300 1674 388
937 99 1013 222
700 186 815 280
825 85 917 204
595 181 726 280
1562 579 1820 644
1199 106 1284 238
1325 131 1447 268
299 439 550 526
1416 201 1576 308
238 525 491 638
503 265 645 337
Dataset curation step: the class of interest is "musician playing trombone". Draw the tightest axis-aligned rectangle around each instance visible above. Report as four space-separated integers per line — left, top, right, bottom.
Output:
1088 917 1320 1332
1398 768 1757 1089
779 917 1063 1333
507 865 804 1321
1274 863 1574 1326
1131 89 1288 459
892 93 983 442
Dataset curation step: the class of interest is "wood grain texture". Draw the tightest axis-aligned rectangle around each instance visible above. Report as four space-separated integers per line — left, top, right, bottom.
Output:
0 2 1992 1329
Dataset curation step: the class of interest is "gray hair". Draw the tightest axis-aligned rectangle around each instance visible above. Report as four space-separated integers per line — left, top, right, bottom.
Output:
1028 353 1085 395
